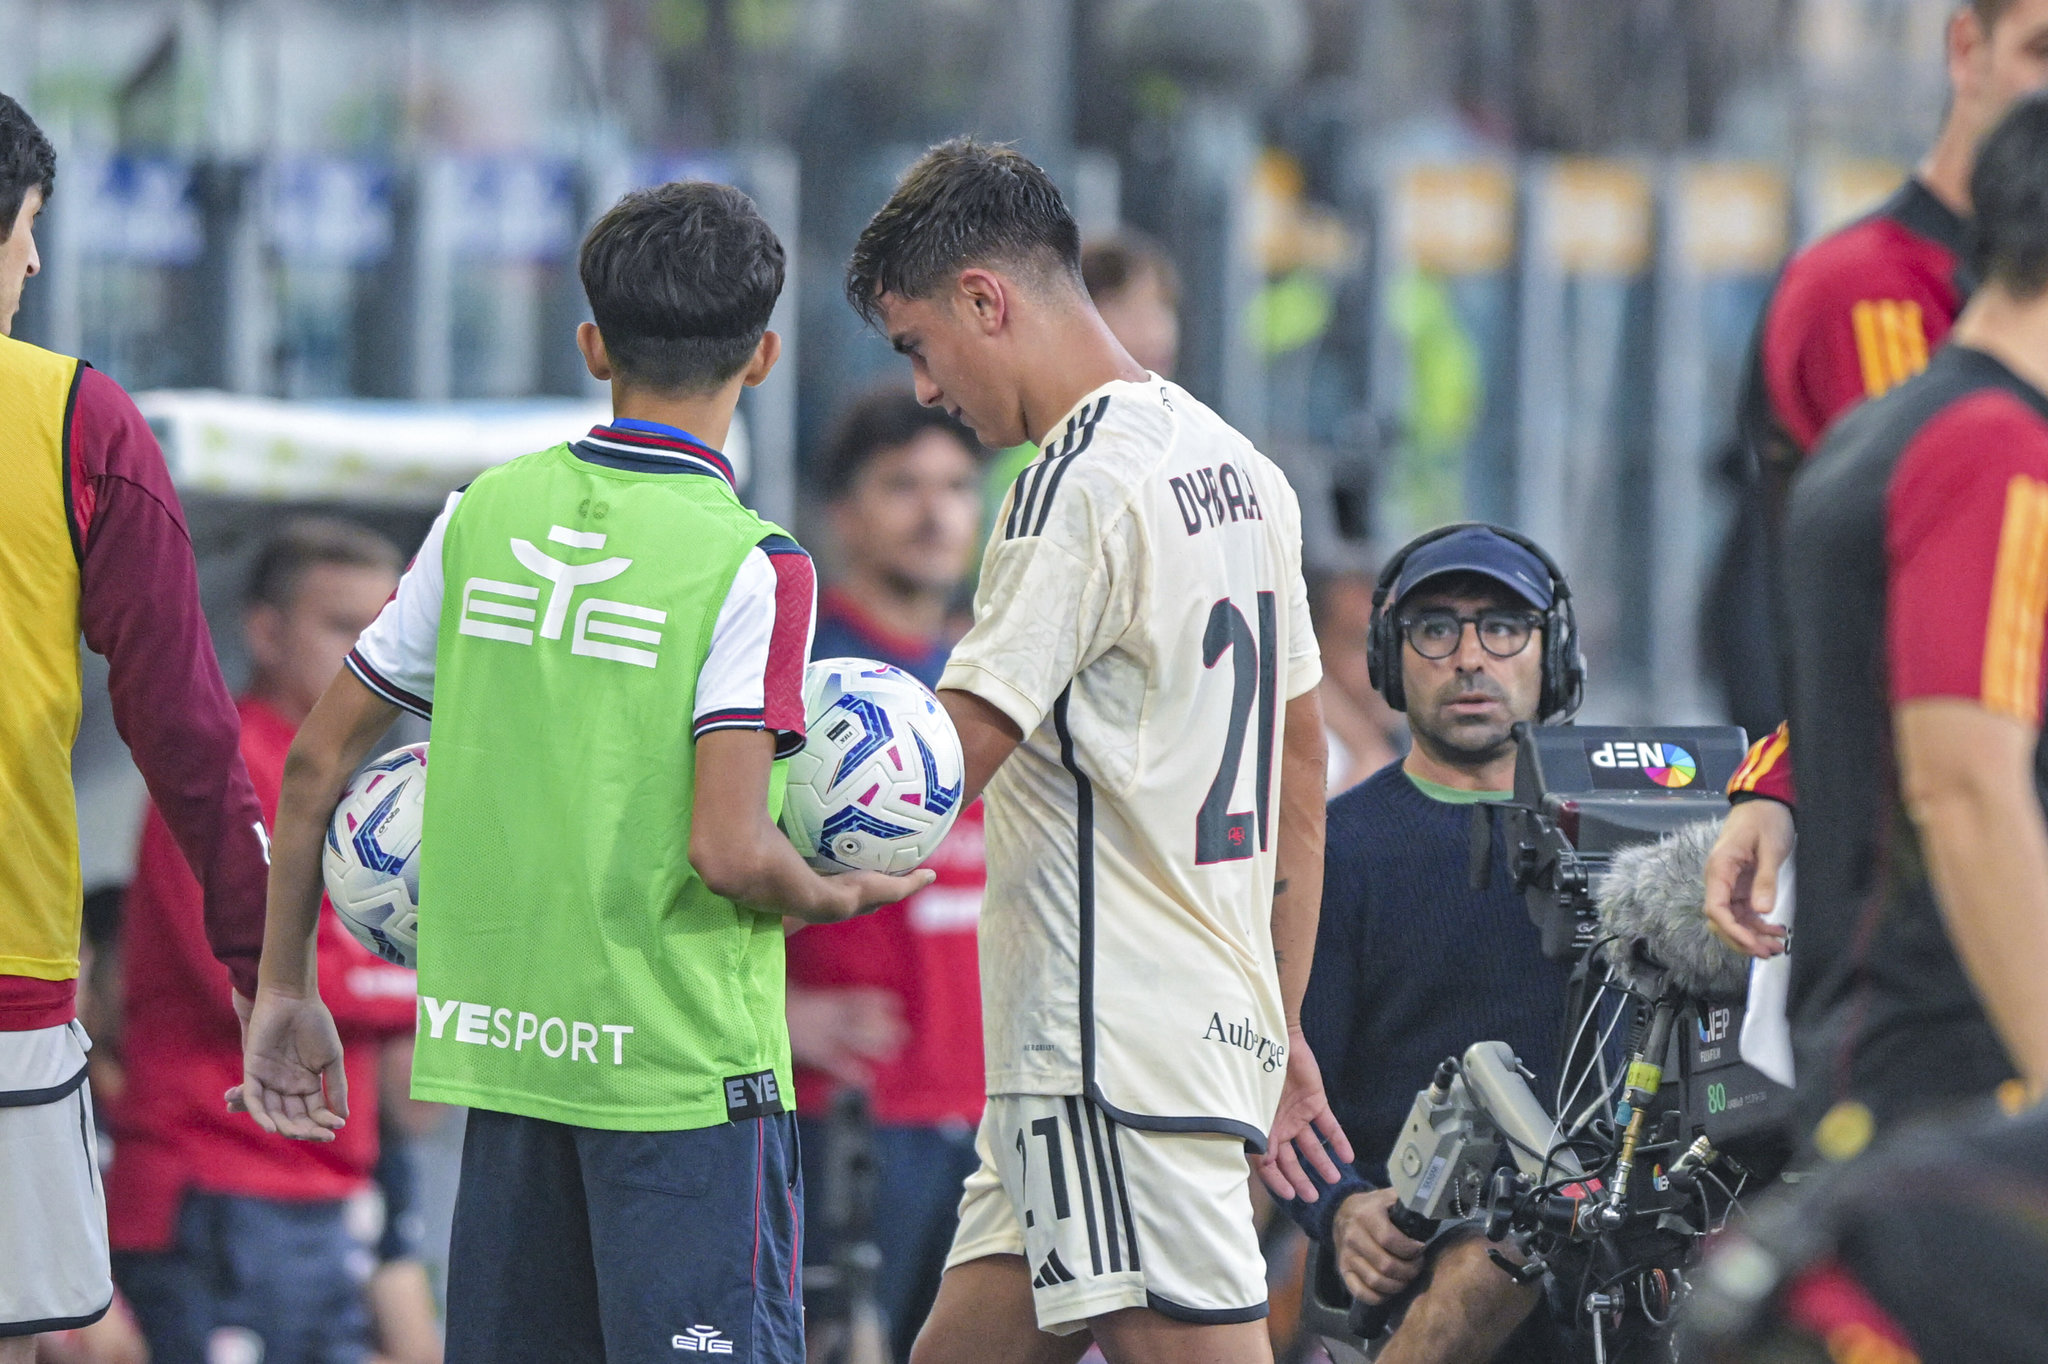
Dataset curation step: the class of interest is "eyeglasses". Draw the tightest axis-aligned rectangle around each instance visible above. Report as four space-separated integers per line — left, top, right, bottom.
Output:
1398 609 1542 661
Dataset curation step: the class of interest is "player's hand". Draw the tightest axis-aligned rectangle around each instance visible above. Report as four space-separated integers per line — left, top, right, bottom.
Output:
787 986 908 1085
1256 1027 1355 1201
233 984 349 1141
792 867 936 925
1703 799 1794 958
1333 1187 1429 1304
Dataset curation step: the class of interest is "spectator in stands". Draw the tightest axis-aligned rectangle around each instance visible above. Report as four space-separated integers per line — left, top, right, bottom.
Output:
986 232 1184 509
788 390 990 1361
1310 567 1405 793
1082 231 1180 380
107 520 425 1364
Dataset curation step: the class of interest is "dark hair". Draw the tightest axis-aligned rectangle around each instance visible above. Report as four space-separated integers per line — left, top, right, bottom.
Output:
579 181 785 394
1968 92 2048 300
818 388 983 500
1975 0 2021 32
0 94 55 242
845 138 1083 327
245 517 403 611
1081 232 1180 308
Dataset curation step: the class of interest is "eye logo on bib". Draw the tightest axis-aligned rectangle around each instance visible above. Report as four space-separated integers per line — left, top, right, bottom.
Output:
1643 745 1697 788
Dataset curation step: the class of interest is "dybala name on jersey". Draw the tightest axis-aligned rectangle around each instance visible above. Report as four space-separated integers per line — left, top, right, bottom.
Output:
1169 462 1267 537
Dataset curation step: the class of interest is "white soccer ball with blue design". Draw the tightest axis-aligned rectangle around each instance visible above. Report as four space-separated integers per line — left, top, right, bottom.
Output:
322 743 427 968
780 659 965 875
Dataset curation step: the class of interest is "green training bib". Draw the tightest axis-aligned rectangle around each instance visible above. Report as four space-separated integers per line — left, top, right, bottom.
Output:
411 444 795 1130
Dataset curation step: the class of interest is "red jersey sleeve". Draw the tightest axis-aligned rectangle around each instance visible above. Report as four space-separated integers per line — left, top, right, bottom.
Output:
1887 391 2048 722
1762 221 1958 455
1727 722 1796 807
693 534 817 757
72 368 269 997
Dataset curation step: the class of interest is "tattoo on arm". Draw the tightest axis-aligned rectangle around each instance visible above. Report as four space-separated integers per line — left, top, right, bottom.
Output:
1275 877 1290 895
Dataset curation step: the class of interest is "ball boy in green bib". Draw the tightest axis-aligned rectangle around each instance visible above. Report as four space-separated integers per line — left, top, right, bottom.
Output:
237 182 930 1364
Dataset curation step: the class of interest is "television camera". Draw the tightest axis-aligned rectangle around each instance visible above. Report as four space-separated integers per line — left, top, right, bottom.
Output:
1305 725 1794 1363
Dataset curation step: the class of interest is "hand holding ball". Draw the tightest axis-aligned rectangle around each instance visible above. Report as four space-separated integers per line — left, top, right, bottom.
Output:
779 659 965 875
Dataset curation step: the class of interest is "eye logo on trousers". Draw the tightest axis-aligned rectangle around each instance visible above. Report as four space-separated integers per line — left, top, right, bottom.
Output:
458 525 668 668
673 1326 733 1354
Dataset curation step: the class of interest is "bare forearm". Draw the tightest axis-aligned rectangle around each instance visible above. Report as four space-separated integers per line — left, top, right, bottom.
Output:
1913 785 2048 1085
1899 700 2048 1088
696 823 847 921
1274 691 1329 1026
261 674 397 996
939 688 1022 807
1379 1237 1539 1364
691 729 904 924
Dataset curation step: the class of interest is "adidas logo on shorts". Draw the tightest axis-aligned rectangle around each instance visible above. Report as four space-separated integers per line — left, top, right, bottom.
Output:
1032 1250 1078 1288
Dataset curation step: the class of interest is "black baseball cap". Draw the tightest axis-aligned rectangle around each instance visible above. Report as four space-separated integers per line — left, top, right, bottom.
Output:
1391 526 1554 611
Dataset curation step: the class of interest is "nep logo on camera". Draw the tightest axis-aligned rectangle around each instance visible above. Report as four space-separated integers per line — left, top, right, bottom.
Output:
1586 739 1698 790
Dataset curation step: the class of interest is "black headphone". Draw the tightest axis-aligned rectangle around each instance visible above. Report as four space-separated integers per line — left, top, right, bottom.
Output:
1364 521 1586 722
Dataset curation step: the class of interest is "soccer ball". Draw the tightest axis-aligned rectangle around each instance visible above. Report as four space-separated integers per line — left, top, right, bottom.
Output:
780 659 965 874
323 743 427 968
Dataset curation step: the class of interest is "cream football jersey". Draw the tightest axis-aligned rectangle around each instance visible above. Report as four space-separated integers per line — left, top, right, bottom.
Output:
940 375 1320 1148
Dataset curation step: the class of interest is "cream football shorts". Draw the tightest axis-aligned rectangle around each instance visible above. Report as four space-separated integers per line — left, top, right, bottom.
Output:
0 1023 112 1337
945 1094 1268 1335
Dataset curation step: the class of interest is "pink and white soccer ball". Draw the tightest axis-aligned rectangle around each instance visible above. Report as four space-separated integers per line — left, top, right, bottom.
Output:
779 659 965 875
322 743 427 968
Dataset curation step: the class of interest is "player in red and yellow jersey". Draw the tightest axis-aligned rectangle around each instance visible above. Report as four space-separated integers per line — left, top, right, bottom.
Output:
0 94 269 1357
1708 0 2048 953
1780 85 2048 1168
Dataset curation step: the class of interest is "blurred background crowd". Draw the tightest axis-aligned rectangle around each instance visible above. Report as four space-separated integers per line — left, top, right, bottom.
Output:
0 1 1986 1361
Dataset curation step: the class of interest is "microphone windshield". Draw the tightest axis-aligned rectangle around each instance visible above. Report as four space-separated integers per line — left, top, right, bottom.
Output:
1594 818 1751 1003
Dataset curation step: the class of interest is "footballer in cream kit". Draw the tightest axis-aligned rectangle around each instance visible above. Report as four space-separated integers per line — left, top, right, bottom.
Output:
938 373 1320 1326
943 373 1318 1136
849 137 1346 1350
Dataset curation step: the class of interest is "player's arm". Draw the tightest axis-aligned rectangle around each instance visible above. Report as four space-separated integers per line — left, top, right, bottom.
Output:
1898 700 2048 1088
939 689 1022 805
239 492 452 1140
238 668 398 1141
692 728 933 921
691 538 935 920
1271 689 1328 1021
1258 688 1353 1199
73 367 269 999
691 735 931 922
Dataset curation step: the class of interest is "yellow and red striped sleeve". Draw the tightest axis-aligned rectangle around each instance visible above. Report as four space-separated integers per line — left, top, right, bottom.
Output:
1978 474 2048 723
1727 722 1795 807
1886 392 2048 725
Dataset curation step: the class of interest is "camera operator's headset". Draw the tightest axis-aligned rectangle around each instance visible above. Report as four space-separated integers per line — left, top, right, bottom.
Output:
1364 521 1586 723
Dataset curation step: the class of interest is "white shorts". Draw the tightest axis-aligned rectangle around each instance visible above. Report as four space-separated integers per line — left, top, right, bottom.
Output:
0 1024 111 1337
945 1094 1268 1335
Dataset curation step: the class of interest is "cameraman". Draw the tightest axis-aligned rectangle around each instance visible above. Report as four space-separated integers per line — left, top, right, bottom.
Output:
1282 525 1582 1364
